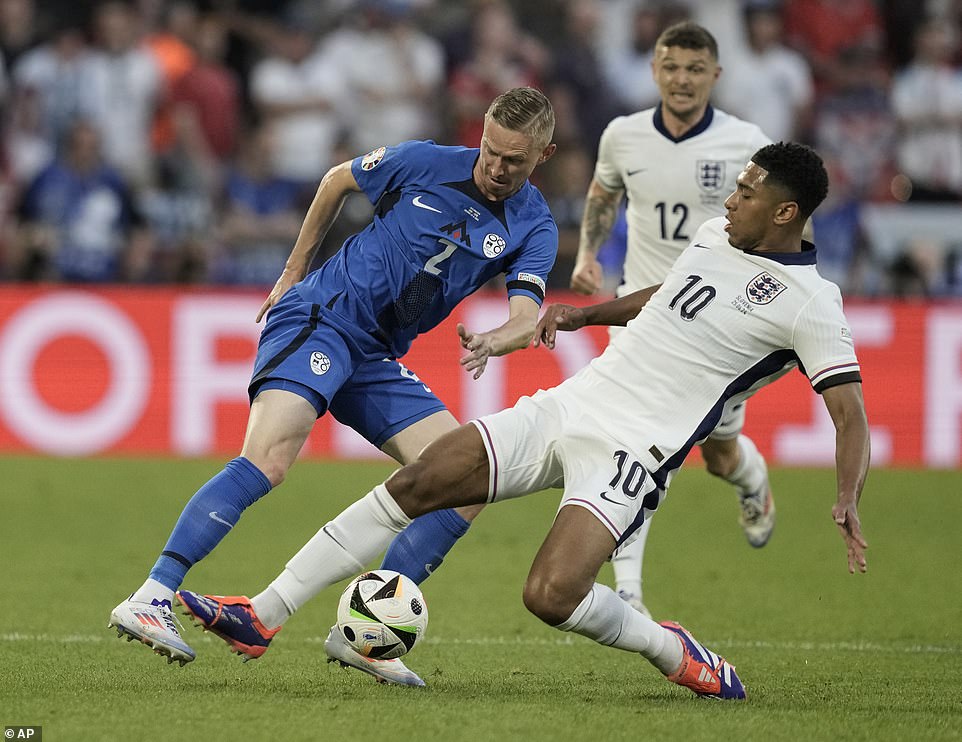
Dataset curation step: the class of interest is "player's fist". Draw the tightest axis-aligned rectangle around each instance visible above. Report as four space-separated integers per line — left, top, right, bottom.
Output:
570 257 603 295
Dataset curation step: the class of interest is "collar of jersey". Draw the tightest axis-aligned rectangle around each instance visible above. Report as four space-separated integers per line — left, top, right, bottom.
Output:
743 239 817 265
653 103 714 143
446 158 513 227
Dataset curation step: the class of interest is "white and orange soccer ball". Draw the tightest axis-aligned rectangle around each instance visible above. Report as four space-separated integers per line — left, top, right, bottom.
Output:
335 570 428 660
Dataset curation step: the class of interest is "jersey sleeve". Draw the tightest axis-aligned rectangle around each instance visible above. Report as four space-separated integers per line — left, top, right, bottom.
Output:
793 285 862 393
503 220 558 305
593 118 625 192
351 140 437 205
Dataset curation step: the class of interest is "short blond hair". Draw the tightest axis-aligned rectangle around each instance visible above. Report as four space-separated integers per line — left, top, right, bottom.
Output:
486 87 555 148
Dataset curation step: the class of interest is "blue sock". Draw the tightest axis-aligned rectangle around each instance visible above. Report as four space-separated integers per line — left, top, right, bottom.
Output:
149 457 272 591
380 508 471 584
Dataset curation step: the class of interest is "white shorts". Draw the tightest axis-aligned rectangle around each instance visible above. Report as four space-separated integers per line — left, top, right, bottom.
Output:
471 388 664 552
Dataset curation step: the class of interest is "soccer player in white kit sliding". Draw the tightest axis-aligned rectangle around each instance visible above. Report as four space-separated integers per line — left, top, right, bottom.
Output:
568 21 776 614
374 21 779 618
177 142 870 699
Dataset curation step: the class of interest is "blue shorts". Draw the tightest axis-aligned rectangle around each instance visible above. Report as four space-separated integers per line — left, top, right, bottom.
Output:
249 289 447 448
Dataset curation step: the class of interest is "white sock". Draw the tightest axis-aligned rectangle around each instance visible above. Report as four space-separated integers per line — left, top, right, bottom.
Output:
725 435 767 495
555 583 682 675
130 578 174 607
251 484 411 628
249 586 289 630
611 518 651 601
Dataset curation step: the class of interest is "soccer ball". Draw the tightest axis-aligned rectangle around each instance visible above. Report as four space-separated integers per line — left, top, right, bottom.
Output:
336 569 428 659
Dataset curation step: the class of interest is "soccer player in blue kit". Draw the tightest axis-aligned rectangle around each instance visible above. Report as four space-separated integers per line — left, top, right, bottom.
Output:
108 87 558 684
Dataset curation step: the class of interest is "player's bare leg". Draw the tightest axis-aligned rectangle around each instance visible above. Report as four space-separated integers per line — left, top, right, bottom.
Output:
381 412 487 582
381 408 486 522
238 390 319 486
525 506 745 700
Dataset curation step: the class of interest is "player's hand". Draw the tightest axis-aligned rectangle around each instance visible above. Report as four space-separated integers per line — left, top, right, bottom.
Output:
457 323 493 380
256 269 301 323
570 256 603 295
534 303 586 350
832 501 868 574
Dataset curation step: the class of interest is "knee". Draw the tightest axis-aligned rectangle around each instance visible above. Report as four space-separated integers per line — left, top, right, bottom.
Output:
244 453 289 488
385 459 442 517
259 462 287 488
702 441 738 479
522 570 583 627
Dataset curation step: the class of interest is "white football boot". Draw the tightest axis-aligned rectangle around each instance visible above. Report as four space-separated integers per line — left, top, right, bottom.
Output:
108 597 195 665
738 458 776 548
324 626 425 687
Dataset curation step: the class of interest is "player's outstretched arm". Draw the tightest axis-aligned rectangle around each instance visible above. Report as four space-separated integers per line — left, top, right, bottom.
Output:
822 382 871 574
535 284 662 348
571 178 623 295
256 161 361 322
457 295 541 380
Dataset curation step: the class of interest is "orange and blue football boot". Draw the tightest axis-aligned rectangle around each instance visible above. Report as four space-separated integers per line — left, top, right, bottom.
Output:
660 621 747 700
176 591 280 661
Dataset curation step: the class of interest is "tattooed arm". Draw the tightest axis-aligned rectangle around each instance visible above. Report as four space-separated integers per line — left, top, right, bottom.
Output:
570 178 624 295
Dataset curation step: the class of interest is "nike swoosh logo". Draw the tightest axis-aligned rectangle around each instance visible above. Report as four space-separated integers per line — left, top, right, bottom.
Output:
626 168 646 177
424 563 436 575
693 243 710 249
598 491 626 506
208 511 233 529
412 195 442 213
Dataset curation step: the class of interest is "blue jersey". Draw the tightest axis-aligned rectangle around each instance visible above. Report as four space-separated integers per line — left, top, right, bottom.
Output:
296 140 558 358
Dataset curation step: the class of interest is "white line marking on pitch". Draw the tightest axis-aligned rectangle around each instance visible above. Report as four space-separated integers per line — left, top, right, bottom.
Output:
2 633 959 655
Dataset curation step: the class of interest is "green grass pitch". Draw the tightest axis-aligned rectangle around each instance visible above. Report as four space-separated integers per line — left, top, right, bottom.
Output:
2 456 960 741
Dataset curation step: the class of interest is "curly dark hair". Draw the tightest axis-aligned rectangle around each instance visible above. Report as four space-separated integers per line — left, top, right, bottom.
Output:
655 21 719 60
750 142 829 219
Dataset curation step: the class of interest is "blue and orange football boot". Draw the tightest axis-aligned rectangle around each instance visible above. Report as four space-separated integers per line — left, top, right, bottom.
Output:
660 621 747 700
176 591 280 662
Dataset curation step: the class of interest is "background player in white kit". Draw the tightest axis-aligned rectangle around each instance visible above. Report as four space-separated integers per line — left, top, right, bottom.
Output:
179 142 870 700
570 22 777 615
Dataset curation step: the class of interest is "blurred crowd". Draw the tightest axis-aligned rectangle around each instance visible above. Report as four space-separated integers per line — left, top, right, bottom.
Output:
0 0 960 295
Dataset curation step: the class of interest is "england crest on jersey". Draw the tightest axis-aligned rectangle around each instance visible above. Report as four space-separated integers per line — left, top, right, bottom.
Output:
696 160 726 193
746 271 788 305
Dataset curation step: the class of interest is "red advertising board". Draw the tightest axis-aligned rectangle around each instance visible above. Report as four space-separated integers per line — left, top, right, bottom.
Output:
0 286 959 467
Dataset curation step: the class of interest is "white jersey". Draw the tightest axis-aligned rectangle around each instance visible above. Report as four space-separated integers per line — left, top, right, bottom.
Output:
559 217 861 490
595 105 771 293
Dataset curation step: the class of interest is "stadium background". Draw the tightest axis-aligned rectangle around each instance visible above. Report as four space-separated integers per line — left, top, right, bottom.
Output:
0 0 960 464
1 286 961 467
